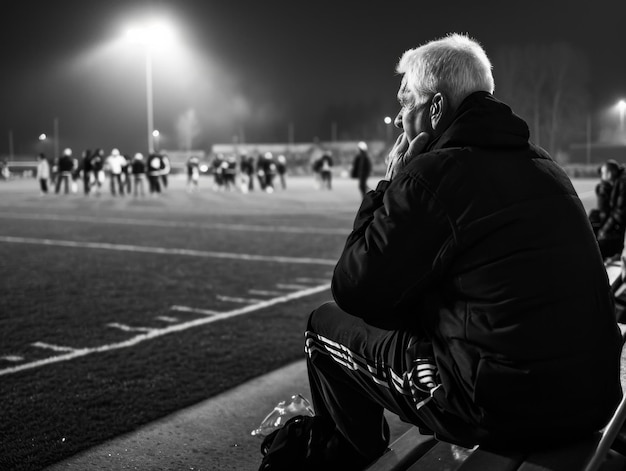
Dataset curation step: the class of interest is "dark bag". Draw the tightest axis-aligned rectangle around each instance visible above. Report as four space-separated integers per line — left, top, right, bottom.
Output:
258 415 337 470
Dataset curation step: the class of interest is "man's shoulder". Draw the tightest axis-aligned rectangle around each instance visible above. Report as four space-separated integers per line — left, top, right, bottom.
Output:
403 147 468 181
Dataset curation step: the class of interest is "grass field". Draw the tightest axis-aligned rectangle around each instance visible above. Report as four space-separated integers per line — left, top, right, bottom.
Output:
0 174 601 470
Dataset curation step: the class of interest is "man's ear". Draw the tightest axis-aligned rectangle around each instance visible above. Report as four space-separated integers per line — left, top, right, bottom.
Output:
429 93 446 131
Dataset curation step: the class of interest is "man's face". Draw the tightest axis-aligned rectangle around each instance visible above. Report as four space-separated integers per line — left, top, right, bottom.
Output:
393 79 432 142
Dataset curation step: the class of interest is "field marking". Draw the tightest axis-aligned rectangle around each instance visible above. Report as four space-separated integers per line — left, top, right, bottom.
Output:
0 236 336 266
0 283 331 377
294 277 329 283
216 295 264 304
32 341 80 353
248 289 284 296
276 283 314 290
107 323 155 333
1 355 24 362
155 316 179 323
170 305 220 316
0 212 350 235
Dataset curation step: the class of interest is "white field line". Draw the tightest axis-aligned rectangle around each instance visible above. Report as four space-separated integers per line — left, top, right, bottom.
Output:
216 295 264 304
248 289 284 296
294 277 330 283
0 212 350 235
1 355 24 362
276 283 314 290
170 305 221 316
0 236 336 266
155 316 179 323
107 323 155 333
0 283 330 377
31 341 80 353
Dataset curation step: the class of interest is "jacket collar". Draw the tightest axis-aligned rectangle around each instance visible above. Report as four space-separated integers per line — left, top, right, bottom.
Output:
427 91 530 152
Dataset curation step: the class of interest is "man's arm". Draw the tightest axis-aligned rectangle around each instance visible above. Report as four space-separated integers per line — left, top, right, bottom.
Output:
331 132 455 324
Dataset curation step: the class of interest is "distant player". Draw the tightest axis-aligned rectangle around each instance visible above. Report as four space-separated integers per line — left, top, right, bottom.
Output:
132 153 146 197
90 148 105 196
55 148 74 194
277 154 287 189
160 153 171 190
147 153 163 195
186 155 200 192
36 153 50 195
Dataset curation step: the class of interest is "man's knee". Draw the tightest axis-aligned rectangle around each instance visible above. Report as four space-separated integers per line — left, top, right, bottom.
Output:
307 301 342 333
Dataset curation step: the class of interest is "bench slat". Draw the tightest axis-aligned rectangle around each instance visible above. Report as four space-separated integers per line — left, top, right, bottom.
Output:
454 446 524 471
516 436 599 471
365 427 437 471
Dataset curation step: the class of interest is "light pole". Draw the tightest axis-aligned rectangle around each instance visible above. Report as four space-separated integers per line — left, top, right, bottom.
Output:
152 129 160 152
125 21 174 154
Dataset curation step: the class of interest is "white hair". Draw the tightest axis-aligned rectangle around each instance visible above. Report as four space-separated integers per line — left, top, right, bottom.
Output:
396 33 495 110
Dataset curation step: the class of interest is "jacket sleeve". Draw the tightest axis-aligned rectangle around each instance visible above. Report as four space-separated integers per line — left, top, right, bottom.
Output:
331 174 455 324
602 179 626 235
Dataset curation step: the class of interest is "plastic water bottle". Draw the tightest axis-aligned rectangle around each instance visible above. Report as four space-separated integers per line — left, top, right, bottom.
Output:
251 394 315 437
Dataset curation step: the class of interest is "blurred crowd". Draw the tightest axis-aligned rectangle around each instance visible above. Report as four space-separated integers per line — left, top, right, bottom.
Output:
35 148 173 197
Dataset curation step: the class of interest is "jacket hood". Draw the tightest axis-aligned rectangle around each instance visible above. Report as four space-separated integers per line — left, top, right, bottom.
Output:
428 91 530 152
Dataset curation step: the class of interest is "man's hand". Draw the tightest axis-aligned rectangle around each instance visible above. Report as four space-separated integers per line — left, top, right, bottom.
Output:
384 132 430 181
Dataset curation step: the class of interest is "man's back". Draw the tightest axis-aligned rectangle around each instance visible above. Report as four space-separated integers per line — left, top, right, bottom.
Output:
332 92 622 447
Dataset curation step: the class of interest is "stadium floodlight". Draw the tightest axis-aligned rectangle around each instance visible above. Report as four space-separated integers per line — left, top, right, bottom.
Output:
123 19 176 153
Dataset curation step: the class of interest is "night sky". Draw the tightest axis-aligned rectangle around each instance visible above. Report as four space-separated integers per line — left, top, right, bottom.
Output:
2 0 625 156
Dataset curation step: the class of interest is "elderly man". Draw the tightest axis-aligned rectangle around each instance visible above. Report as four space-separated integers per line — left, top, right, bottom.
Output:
300 34 623 468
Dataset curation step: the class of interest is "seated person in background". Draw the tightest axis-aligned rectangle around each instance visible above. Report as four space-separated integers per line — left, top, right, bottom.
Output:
597 159 626 259
302 33 623 469
589 163 614 235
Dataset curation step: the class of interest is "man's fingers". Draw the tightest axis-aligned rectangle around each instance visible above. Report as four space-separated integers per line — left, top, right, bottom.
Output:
406 132 430 158
385 133 407 166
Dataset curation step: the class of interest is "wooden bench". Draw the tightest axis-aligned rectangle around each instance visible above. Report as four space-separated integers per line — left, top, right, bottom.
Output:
366 262 626 471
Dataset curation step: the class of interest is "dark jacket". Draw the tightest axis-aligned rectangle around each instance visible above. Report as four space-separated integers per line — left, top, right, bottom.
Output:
351 150 372 180
57 155 74 173
132 159 146 175
331 92 622 448
600 172 626 239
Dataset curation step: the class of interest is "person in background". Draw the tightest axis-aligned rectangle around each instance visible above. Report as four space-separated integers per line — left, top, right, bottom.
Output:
319 151 333 190
298 33 622 469
105 148 126 196
256 153 267 191
239 154 254 193
123 154 133 194
212 153 225 190
262 152 277 193
90 148 105 196
147 152 163 196
55 148 74 194
596 159 626 259
131 153 146 197
186 155 200 192
351 141 373 198
70 151 80 194
36 153 50 195
0 160 9 180
277 154 288 190
160 153 171 190
81 149 92 196
223 155 238 190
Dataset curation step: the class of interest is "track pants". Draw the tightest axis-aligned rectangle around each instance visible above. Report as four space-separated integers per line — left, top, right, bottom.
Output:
305 301 473 465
